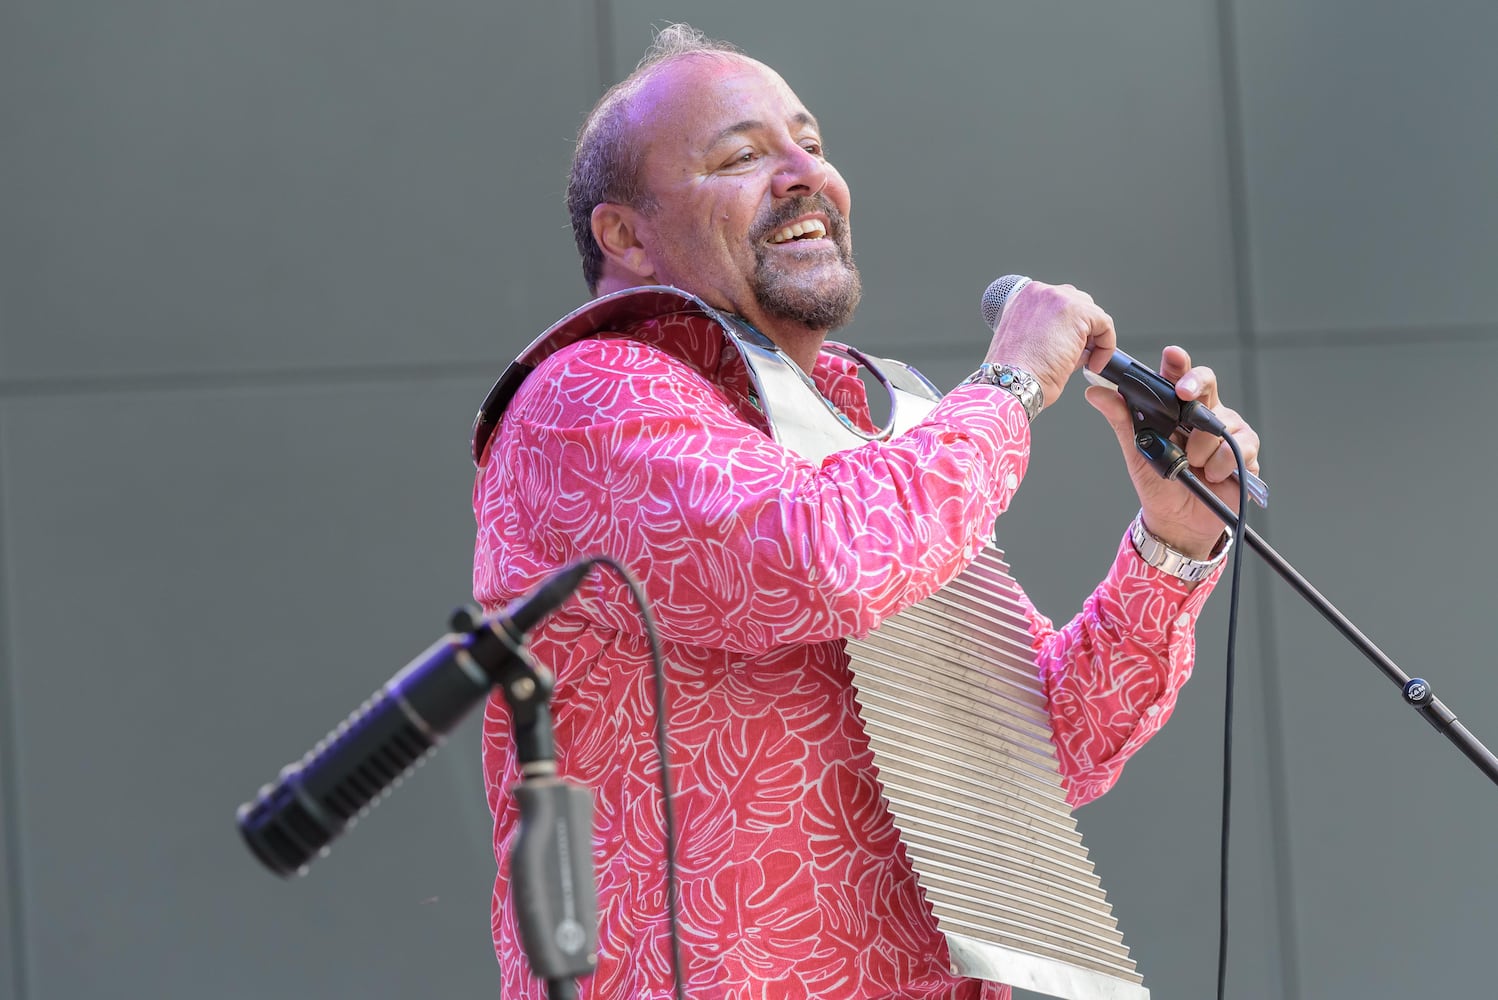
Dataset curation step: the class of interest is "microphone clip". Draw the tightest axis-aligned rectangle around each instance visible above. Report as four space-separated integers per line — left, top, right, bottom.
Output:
450 604 557 766
1132 427 1191 483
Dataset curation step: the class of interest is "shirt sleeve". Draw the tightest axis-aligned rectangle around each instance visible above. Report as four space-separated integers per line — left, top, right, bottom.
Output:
1031 529 1223 806
473 336 1033 652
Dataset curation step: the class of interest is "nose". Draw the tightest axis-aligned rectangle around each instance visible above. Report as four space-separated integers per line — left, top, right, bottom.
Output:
771 144 829 200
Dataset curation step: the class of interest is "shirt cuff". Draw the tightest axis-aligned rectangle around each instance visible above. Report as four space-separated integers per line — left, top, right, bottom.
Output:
1096 527 1222 644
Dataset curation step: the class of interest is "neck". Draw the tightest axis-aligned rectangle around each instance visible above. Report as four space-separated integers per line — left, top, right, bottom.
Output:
752 319 826 376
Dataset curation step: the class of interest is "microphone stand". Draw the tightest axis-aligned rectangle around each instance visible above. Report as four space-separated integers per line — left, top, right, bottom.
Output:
1132 428 1498 787
451 608 600 999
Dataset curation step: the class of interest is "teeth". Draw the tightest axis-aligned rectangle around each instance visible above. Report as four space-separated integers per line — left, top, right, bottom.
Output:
768 219 828 244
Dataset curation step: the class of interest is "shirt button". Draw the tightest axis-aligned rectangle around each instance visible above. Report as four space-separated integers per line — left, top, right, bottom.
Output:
1175 613 1191 628
1005 472 1019 492
1146 704 1161 717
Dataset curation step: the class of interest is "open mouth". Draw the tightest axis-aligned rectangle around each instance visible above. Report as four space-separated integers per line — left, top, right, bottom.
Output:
767 218 829 245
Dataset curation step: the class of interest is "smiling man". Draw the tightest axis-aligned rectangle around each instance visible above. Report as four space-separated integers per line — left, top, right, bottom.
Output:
580 48 861 373
473 23 1260 1000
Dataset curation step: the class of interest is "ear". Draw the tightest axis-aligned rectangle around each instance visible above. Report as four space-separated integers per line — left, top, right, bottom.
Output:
591 203 657 281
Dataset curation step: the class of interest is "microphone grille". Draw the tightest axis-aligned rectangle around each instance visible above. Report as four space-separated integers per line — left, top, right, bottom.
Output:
980 274 1030 329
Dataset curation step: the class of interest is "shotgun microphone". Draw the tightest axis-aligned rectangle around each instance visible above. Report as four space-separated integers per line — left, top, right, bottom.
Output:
236 561 590 876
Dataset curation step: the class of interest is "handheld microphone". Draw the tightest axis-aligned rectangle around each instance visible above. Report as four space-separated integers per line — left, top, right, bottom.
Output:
981 274 1268 507
236 561 591 877
981 274 1225 434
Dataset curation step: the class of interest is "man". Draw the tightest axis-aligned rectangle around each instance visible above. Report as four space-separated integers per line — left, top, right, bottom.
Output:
473 24 1260 1000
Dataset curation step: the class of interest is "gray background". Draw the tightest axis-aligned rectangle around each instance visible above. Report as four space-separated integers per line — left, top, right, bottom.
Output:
2 1 1494 998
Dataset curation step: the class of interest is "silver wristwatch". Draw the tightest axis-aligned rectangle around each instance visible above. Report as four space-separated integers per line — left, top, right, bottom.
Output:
1128 510 1233 583
962 363 1044 422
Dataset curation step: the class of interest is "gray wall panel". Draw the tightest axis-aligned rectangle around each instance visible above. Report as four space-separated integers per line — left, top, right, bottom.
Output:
1236 0 1498 336
610 2 1241 357
0 652 16 1000
0 1 598 381
1254 339 1498 997
0 378 499 998
1 423 17 1000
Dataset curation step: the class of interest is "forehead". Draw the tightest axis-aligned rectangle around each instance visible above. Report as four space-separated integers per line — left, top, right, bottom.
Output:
630 54 814 156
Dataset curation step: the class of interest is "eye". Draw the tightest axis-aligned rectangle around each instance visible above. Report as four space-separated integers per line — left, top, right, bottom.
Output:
801 138 824 157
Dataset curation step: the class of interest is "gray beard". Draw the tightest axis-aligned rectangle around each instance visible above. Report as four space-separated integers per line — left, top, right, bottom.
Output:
749 243 863 332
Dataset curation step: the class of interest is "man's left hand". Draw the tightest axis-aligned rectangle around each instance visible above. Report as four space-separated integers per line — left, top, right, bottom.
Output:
1085 345 1262 559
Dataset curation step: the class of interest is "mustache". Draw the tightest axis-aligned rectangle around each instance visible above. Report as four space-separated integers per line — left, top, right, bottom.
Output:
750 194 850 244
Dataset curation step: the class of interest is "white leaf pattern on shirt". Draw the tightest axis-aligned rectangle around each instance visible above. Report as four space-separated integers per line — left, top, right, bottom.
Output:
473 313 1216 999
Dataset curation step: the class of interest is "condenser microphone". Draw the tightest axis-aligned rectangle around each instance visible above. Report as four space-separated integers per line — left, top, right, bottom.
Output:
236 561 591 877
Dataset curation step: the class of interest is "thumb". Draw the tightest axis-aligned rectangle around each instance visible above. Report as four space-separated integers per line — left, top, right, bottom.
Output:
1085 384 1134 443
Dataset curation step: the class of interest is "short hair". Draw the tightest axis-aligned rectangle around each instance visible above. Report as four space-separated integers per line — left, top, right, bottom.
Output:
566 24 743 293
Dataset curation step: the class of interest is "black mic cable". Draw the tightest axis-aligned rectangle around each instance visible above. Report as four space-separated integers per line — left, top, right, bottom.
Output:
1138 427 1248 1000
1217 441 1249 1000
584 559 687 1000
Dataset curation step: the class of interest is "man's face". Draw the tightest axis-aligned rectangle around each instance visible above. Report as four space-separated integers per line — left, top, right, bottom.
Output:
625 54 860 332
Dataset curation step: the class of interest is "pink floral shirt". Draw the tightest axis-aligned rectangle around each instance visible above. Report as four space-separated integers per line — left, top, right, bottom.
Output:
473 312 1216 999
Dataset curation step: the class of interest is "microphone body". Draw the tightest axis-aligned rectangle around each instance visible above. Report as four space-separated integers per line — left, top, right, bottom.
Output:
237 561 591 877
236 632 480 877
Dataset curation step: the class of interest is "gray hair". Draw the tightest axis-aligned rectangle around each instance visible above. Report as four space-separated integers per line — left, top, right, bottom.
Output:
566 24 743 293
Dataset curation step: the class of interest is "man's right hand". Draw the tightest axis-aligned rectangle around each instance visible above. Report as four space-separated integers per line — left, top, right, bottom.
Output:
984 280 1117 410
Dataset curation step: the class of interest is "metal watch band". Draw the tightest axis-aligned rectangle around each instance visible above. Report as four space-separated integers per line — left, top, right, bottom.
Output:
961 363 1044 422
1128 510 1234 583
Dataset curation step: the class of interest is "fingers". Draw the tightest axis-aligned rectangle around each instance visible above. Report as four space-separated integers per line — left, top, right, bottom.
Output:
1084 383 1132 437
1162 345 1220 411
1081 302 1117 375
1183 407 1262 483
1159 346 1191 381
1165 346 1238 477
